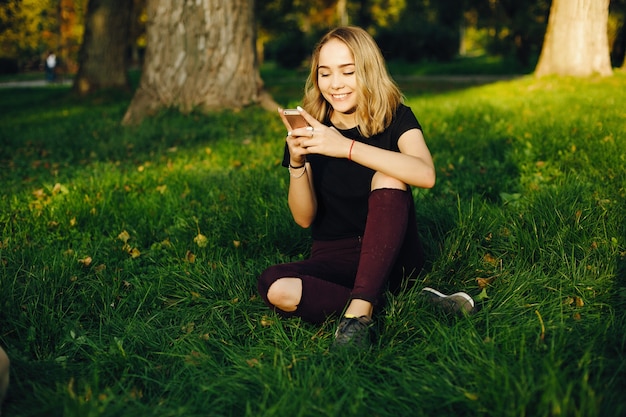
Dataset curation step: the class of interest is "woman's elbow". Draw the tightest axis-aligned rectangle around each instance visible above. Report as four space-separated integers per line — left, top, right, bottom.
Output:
415 168 436 189
424 170 436 188
289 202 317 228
294 216 314 229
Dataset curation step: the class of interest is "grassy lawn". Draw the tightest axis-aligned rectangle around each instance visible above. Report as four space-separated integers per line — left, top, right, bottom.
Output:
1 66 625 416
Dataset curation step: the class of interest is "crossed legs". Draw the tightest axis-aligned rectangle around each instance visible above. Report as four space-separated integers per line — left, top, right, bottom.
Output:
260 172 420 323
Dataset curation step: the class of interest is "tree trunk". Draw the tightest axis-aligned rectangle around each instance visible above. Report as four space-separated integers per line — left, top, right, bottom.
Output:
73 0 132 94
122 0 272 125
535 0 612 77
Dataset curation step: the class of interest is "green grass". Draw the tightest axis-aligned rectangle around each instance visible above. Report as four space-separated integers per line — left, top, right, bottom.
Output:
1 69 625 417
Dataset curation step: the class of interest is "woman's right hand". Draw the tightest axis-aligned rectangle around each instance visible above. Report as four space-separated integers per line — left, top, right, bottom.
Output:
278 108 311 165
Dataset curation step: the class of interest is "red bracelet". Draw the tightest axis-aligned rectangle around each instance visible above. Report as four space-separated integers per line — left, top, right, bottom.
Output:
348 139 355 161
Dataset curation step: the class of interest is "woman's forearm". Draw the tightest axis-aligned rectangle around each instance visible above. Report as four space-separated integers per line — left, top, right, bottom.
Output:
287 163 317 228
349 141 436 189
348 128 436 189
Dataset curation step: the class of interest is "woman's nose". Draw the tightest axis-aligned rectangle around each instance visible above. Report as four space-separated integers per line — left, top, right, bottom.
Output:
330 74 343 89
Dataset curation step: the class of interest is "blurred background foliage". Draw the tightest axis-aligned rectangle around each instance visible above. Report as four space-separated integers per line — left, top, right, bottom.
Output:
0 0 625 75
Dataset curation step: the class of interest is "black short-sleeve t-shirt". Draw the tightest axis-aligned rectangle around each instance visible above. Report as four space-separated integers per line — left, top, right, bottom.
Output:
283 103 422 240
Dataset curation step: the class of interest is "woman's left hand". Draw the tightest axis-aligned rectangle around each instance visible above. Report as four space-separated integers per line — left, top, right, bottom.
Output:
294 107 353 159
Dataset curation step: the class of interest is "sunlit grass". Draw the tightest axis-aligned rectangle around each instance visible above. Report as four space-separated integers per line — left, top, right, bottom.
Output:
1 71 625 417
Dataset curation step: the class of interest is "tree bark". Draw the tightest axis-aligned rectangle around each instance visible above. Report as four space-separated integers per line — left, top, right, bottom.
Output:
73 0 132 94
535 0 612 77
123 0 272 125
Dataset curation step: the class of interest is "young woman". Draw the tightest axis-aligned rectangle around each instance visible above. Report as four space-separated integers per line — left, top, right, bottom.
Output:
258 26 474 349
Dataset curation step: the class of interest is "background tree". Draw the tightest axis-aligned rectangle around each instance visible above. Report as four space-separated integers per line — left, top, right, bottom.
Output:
73 0 132 94
4 0 623 81
123 0 269 125
535 0 613 77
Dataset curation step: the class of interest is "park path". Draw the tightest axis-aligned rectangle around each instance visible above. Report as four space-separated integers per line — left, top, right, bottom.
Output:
0 79 72 88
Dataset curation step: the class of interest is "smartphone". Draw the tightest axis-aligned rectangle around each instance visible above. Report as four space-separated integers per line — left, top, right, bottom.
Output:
283 109 308 130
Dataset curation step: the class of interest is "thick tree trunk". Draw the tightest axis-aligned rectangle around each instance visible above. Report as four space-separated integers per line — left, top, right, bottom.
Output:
123 0 271 125
73 0 132 94
535 0 612 77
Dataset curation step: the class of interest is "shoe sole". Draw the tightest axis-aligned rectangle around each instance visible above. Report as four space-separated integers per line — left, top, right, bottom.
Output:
421 287 475 314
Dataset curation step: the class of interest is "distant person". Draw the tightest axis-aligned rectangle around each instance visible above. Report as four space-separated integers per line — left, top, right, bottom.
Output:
0 345 8 415
45 51 56 82
257 26 474 350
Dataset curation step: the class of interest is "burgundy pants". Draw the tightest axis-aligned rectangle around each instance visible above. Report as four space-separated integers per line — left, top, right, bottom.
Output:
257 188 425 323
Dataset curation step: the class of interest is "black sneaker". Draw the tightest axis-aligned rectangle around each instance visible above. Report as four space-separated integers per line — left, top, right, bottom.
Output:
332 315 373 350
421 287 476 316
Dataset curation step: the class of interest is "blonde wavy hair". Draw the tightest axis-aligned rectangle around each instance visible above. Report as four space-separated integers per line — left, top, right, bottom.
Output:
302 26 402 138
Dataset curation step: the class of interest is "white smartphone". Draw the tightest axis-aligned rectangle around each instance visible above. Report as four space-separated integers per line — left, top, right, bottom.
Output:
283 109 308 130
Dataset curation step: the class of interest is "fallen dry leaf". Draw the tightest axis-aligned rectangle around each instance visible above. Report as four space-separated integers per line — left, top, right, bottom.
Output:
52 183 68 195
32 188 46 199
563 296 584 308
483 253 498 266
118 230 130 243
574 296 584 307
476 276 497 288
194 233 208 248
78 256 92 267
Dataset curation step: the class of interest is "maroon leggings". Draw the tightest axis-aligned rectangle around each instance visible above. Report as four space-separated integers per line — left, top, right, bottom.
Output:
257 188 425 323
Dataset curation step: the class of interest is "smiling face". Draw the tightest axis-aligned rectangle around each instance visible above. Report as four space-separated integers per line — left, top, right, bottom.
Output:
317 38 358 128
